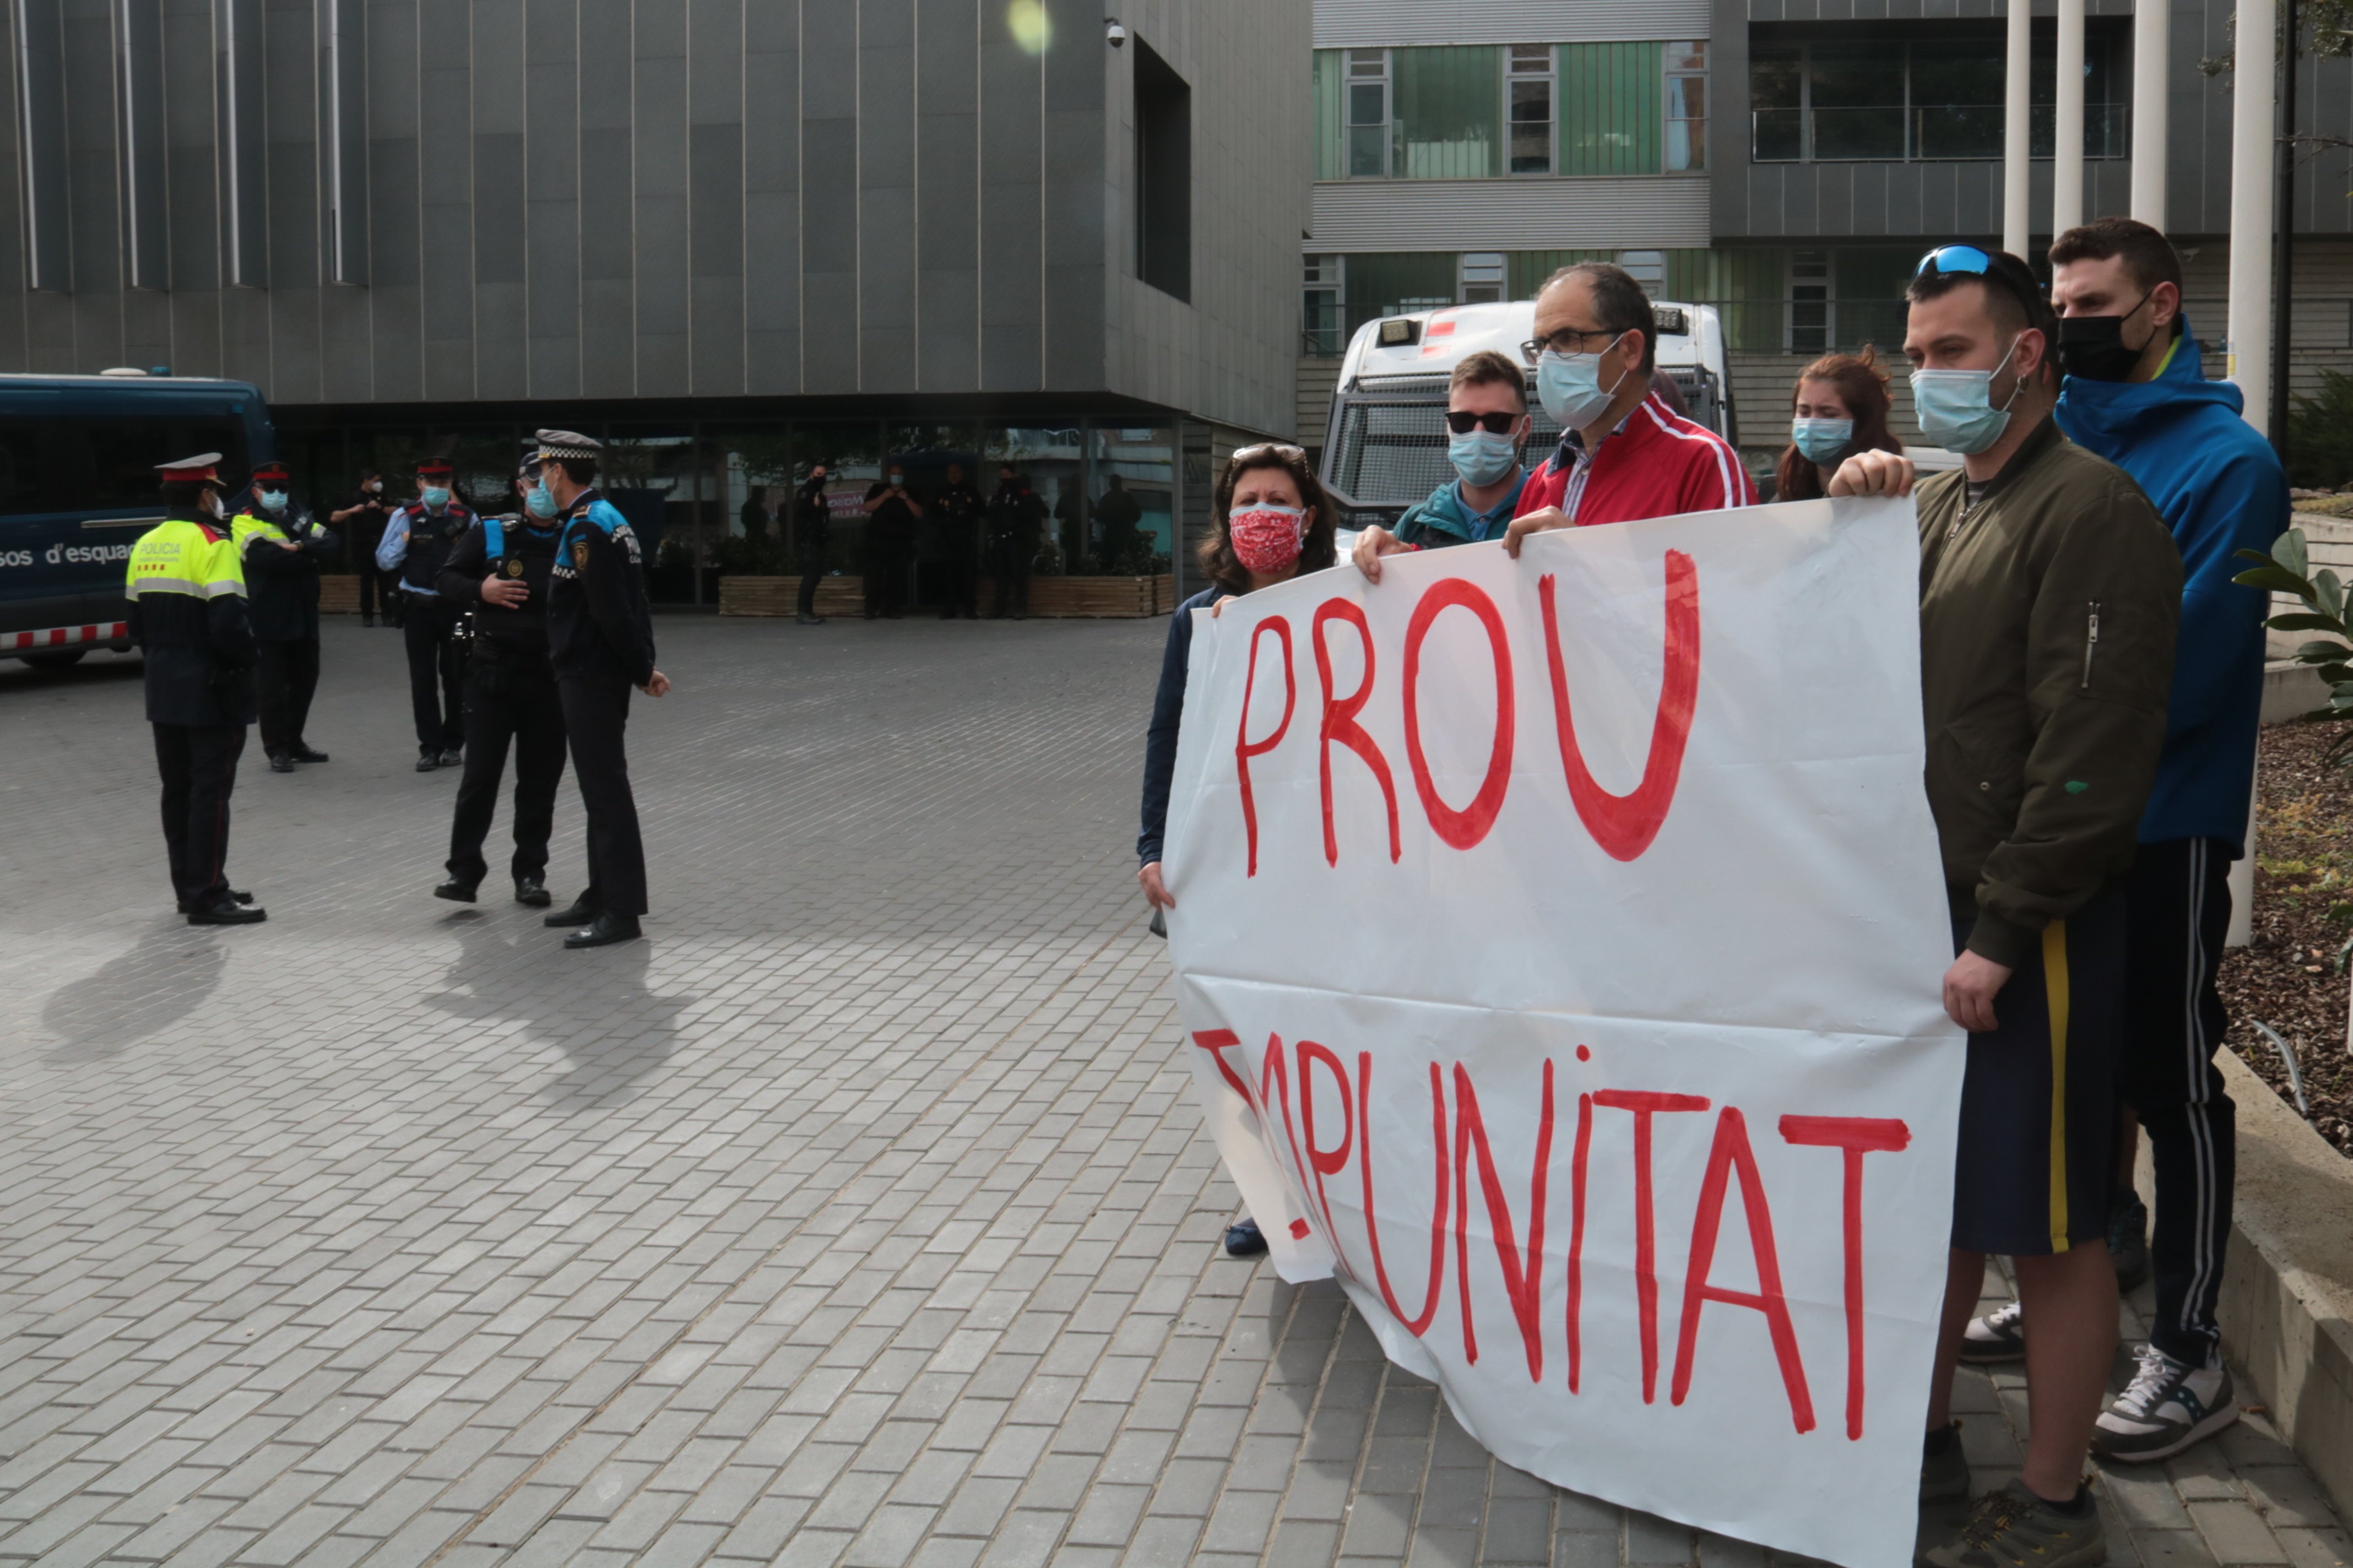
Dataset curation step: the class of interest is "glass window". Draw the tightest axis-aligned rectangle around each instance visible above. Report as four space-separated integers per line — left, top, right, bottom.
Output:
1347 48 1388 177
1304 254 1346 356
1665 42 1707 171
1750 45 1804 162
1460 252 1506 304
1313 50 1346 180
1089 426 1173 576
1342 251 1459 343
1559 42 1662 176
986 426 1086 576
707 427 792 576
1790 251 1830 356
1391 46 1501 178
604 431 704 601
1808 42 1906 160
1911 41 2004 159
1508 45 1553 174
886 422 983 606
1617 250 1666 295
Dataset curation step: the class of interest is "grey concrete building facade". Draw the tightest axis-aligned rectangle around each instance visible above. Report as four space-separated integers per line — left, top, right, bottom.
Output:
0 0 1307 576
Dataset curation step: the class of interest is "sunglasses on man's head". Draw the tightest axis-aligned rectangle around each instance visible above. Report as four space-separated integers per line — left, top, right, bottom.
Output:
1916 243 2046 313
1444 410 1520 436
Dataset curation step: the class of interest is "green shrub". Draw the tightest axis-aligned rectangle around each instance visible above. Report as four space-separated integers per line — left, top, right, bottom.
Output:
2286 368 2353 491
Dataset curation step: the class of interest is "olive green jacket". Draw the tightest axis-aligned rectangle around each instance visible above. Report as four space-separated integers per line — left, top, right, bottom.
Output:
1917 415 2182 968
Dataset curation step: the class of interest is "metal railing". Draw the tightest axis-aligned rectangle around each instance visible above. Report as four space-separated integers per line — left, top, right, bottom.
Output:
1751 103 2128 163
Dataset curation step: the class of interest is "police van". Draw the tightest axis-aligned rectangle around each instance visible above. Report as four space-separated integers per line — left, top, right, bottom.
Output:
1318 298 1737 535
0 371 275 666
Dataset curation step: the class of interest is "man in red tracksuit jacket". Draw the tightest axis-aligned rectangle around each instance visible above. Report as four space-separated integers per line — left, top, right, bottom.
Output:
1506 262 1754 551
1355 262 1752 584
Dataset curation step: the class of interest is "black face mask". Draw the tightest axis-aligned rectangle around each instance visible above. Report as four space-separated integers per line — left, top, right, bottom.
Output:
2056 290 2159 383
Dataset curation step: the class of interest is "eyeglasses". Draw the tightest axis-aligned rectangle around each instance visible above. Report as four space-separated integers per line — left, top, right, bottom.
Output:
1520 327 1622 361
1444 410 1521 435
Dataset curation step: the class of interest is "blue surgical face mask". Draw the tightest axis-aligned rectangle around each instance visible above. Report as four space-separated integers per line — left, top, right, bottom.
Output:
422 485 451 509
1536 339 1629 431
525 481 557 519
257 488 288 513
1909 335 2025 455
1447 428 1520 489
1790 418 1853 466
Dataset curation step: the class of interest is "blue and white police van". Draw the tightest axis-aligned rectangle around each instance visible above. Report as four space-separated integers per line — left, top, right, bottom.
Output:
0 370 276 666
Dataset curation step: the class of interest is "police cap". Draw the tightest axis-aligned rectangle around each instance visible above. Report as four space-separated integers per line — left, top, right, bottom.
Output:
415 457 456 479
534 429 601 463
158 453 222 483
249 460 290 484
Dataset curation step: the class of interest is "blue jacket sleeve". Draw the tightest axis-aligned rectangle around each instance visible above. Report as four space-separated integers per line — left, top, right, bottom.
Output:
375 512 410 573
2164 449 2287 744
1137 605 1197 865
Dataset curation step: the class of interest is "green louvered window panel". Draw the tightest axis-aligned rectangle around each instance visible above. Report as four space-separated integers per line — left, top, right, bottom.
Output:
1313 51 1346 180
1391 47 1502 178
1508 251 1613 300
1665 248 1785 353
1558 42 1662 177
1344 252 1460 339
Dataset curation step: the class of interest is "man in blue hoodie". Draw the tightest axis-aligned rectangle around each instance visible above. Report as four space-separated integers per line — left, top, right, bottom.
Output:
1958 217 2287 1462
1349 349 1530 581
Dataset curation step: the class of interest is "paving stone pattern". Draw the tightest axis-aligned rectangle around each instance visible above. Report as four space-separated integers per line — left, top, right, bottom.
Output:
0 618 2346 1568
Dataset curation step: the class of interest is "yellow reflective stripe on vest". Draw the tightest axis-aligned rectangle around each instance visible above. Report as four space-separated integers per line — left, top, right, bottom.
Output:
127 519 247 598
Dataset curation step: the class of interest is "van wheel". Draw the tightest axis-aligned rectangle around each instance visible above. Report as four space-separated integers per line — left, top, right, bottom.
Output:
21 649 86 670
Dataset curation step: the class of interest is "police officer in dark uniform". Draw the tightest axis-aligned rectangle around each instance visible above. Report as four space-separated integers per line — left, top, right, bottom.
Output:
230 461 338 772
984 464 1048 619
928 462 983 619
793 463 832 625
433 455 569 907
377 457 475 770
124 454 267 925
534 431 669 949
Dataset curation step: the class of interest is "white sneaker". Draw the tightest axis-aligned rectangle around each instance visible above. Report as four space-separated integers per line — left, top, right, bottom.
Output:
1958 1299 2026 1364
2094 1344 2238 1462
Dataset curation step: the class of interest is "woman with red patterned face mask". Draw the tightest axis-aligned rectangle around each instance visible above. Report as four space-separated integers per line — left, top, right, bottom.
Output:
1131 443 1338 1259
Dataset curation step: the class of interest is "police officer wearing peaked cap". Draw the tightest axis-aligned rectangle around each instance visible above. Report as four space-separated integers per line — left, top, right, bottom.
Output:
377 457 475 769
534 430 669 949
432 452 570 908
125 454 267 924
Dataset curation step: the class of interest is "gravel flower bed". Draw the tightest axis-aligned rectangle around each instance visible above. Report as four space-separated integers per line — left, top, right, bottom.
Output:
2219 720 2353 1157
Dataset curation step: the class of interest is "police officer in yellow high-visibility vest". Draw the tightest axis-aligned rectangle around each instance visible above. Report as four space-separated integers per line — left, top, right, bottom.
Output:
126 454 268 925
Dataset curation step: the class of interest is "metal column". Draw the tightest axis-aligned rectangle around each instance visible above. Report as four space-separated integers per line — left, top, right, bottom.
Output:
2054 0 2089 236
2003 0 2034 258
2130 0 2171 225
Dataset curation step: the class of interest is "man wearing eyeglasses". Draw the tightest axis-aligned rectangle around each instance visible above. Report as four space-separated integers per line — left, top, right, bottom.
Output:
1500 263 1754 557
1830 242 2182 1568
1351 350 1532 580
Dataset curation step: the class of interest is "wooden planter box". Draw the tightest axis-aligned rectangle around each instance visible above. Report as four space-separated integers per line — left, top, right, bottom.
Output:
318 574 363 614
717 576 867 617
982 574 1176 618
718 574 1175 619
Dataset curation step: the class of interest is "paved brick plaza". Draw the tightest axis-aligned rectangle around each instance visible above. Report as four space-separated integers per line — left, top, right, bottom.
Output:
1 617 2346 1568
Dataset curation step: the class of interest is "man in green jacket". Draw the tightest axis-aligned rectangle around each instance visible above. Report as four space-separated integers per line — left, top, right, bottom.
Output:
1833 244 2180 1568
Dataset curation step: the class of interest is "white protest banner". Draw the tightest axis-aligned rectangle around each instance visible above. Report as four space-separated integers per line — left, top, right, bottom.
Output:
1160 497 1964 1568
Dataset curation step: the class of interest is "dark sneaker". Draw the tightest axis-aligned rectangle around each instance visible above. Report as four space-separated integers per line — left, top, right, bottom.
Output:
2094 1345 2238 1462
1922 1421 1970 1504
267 751 294 773
437 748 464 768
1924 1480 2104 1568
2108 1192 2151 1292
416 748 440 772
433 877 480 903
289 744 329 763
1959 1300 2026 1364
514 876 552 908
1223 1218 1267 1257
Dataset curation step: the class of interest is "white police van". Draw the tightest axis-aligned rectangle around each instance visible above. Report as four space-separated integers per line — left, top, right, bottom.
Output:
1317 298 1737 538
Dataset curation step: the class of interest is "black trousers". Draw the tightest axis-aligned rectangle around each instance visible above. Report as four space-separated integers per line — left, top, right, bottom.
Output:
559 673 647 918
357 562 380 618
2122 837 2237 1366
257 638 320 755
402 599 467 752
863 541 908 618
153 723 244 906
796 558 823 617
377 568 406 626
447 660 568 885
988 546 1031 617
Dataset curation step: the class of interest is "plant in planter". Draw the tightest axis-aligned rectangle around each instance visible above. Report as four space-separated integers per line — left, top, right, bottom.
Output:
2237 527 2353 739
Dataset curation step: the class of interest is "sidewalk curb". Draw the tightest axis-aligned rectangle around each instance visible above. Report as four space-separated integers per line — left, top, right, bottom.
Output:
2213 1046 2353 1519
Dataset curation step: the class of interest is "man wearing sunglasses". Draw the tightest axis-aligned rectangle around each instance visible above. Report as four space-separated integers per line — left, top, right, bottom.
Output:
1351 350 1532 580
1501 262 1753 559
1830 242 2182 1568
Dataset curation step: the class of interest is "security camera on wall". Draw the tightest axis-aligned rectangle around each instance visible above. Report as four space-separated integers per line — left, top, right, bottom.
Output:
1104 16 1126 46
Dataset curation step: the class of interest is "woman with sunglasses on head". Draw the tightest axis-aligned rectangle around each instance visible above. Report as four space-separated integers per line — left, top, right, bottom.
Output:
1348 351 1530 579
1775 346 1903 502
1135 443 1337 1258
